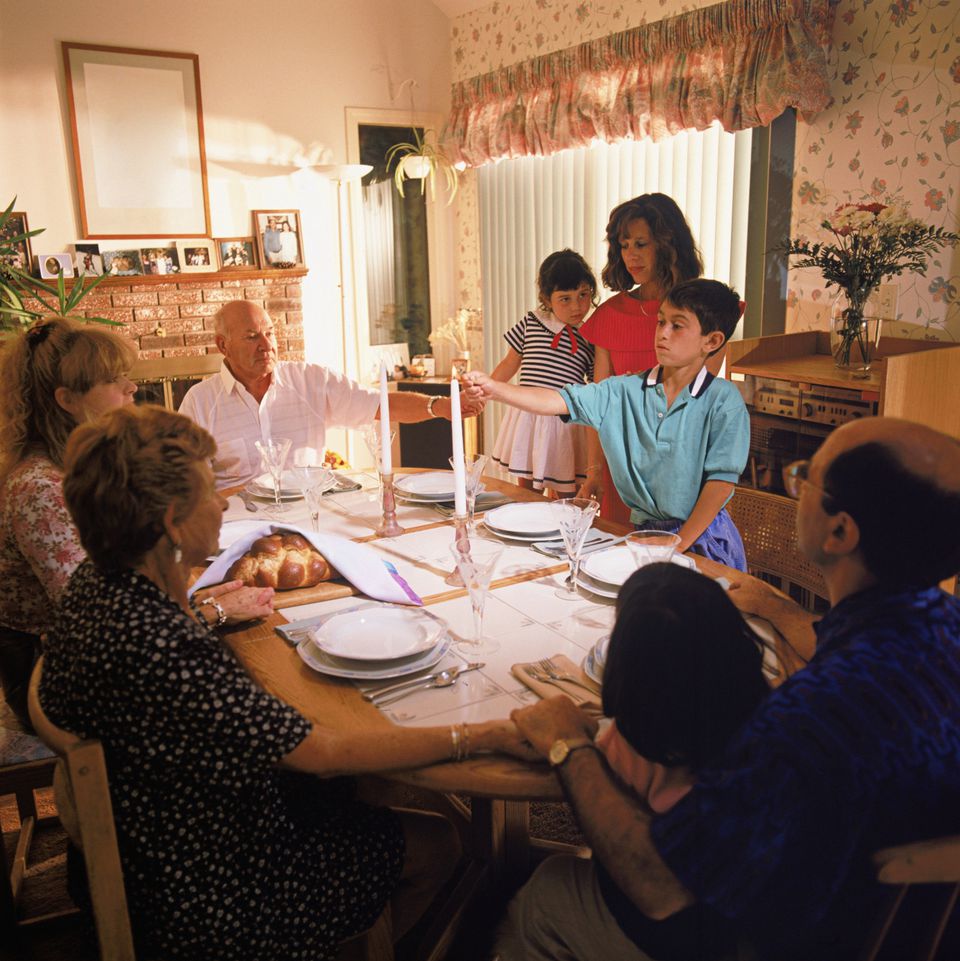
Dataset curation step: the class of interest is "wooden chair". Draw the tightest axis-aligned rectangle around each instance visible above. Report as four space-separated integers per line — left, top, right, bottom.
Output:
726 486 829 612
860 835 960 961
27 657 136 961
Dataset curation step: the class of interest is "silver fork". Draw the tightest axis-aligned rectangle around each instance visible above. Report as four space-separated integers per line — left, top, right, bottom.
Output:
537 658 599 694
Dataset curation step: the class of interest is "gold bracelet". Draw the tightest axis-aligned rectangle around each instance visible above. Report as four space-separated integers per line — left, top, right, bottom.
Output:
461 723 471 760
450 724 461 761
427 395 442 418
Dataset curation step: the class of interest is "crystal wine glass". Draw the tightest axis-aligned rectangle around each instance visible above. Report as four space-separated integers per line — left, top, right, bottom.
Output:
549 497 600 599
254 437 292 518
449 538 503 655
360 422 397 501
449 453 489 522
625 530 682 570
290 464 337 531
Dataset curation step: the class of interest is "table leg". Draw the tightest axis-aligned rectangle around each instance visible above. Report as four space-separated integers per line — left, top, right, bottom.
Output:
469 798 530 886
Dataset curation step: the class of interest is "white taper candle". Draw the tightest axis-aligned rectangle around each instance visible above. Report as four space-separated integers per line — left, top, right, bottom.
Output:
379 361 392 475
450 377 466 516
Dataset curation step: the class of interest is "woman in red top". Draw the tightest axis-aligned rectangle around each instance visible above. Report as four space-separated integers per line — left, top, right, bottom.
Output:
578 194 703 522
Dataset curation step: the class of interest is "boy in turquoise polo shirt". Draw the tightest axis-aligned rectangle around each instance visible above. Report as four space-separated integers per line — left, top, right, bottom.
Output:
466 279 749 569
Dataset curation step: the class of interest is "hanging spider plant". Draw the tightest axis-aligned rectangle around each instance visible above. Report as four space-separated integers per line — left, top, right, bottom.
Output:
0 197 120 334
385 129 459 205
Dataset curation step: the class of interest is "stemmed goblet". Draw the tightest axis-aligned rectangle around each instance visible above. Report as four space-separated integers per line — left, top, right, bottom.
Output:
449 453 489 524
290 464 337 532
254 437 292 519
360 422 397 502
549 497 600 599
449 538 504 655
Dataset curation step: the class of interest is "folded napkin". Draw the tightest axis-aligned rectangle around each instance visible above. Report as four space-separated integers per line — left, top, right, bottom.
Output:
432 492 515 517
190 522 421 605
512 653 603 715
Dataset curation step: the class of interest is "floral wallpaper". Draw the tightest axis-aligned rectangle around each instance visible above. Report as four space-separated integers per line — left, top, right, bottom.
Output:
788 0 960 341
450 0 960 342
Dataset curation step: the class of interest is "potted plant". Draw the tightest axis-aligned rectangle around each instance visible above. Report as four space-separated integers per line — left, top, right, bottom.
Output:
385 128 459 205
0 197 119 335
785 199 959 374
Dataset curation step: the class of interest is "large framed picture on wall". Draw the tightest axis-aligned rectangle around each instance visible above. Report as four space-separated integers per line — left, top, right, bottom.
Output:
62 42 211 239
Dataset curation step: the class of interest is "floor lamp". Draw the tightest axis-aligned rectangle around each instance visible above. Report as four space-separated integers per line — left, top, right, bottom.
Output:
315 163 372 467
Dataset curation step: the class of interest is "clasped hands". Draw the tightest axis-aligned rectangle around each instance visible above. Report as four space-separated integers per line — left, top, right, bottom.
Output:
511 694 599 759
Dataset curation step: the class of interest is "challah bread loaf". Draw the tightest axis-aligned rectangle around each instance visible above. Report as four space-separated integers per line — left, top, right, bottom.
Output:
227 533 335 590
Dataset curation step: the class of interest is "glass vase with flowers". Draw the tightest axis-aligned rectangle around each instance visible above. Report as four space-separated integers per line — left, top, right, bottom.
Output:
785 199 959 374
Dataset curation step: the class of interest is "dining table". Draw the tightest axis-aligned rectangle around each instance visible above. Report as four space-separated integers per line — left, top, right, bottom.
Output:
213 468 816 960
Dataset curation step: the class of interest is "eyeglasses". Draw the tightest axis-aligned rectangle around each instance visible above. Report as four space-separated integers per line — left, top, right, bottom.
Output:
782 460 824 499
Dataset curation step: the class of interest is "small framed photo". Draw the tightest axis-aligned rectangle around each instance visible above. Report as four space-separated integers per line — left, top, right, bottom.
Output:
216 237 257 269
176 240 216 272
0 211 32 271
102 248 145 276
73 242 103 277
252 209 304 268
35 253 75 280
140 244 181 275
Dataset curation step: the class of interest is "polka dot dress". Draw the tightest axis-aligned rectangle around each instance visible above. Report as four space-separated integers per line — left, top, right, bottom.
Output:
41 562 404 961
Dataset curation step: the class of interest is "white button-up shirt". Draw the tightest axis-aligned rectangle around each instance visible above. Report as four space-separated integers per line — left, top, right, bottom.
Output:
179 361 379 489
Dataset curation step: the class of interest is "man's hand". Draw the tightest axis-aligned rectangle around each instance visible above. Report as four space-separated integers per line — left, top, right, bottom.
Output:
510 695 599 757
459 390 486 417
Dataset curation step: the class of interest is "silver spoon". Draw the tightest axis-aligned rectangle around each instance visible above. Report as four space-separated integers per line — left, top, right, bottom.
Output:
375 670 459 706
239 489 259 512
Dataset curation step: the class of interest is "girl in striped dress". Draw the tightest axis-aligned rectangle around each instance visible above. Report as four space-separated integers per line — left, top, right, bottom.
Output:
491 250 597 495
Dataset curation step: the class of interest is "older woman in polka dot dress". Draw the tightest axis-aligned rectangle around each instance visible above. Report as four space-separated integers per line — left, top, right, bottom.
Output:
39 405 536 961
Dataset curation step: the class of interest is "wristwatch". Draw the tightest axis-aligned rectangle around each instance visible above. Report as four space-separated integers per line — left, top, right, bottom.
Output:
548 737 596 767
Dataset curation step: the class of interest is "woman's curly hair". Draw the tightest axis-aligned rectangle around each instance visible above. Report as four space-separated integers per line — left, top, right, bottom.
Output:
0 317 137 478
601 193 703 293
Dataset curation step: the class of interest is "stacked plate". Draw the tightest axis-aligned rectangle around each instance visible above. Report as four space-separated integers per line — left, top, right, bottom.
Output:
246 470 304 502
482 503 560 542
295 604 452 680
583 634 610 685
577 548 697 599
394 471 457 504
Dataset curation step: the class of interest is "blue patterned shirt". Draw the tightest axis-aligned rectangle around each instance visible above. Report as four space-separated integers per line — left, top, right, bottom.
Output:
651 584 960 961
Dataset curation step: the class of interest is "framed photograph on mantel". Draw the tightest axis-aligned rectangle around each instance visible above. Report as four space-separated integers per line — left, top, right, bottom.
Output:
176 240 216 272
0 211 32 271
252 209 305 268
216 237 257 269
62 42 211 239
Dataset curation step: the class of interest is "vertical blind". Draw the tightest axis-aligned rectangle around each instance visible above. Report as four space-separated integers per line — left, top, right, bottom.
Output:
478 122 753 451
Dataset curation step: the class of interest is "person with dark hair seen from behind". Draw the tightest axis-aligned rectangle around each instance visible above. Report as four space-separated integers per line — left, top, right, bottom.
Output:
39 404 537 961
578 193 704 521
497 416 960 961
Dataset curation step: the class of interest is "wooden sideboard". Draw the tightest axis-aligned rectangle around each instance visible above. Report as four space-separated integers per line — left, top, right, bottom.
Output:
726 332 960 494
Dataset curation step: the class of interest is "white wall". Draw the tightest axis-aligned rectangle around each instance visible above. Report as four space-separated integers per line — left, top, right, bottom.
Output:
0 0 452 376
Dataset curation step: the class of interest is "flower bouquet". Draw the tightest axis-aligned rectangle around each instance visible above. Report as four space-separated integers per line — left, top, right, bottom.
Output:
429 308 477 374
785 200 959 371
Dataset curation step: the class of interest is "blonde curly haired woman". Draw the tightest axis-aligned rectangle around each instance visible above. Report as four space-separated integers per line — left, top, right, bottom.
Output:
0 318 271 727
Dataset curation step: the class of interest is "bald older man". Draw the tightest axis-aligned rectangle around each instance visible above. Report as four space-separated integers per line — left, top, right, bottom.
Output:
180 301 480 488
497 417 960 961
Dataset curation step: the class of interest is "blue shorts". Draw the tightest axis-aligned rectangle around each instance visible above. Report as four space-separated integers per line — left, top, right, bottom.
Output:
637 507 747 572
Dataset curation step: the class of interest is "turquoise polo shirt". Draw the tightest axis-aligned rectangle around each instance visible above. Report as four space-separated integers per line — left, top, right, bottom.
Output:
559 366 750 525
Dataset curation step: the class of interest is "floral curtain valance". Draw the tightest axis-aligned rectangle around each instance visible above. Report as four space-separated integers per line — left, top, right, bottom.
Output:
445 0 837 166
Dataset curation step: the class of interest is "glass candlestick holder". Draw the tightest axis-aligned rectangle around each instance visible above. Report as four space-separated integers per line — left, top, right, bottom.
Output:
375 472 404 537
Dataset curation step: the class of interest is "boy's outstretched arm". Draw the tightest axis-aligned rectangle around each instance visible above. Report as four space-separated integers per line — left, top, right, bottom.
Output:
464 370 569 416
675 480 734 554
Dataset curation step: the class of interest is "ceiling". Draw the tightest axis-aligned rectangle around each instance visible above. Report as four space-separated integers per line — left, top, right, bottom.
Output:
430 0 489 18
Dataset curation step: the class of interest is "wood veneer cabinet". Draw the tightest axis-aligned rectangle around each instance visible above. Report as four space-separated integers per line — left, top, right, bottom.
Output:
727 331 960 439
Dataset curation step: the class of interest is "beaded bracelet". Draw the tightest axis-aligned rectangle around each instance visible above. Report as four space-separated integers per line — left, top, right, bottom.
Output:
201 596 228 627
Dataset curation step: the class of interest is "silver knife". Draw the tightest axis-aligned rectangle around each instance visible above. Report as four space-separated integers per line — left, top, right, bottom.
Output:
364 662 484 703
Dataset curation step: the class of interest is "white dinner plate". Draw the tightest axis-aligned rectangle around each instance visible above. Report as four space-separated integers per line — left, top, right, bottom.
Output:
296 632 452 680
480 520 556 543
483 503 559 537
395 483 486 505
581 548 638 588
250 470 305 497
578 554 698 598
394 471 456 499
583 647 603 685
312 607 444 660
592 633 610 669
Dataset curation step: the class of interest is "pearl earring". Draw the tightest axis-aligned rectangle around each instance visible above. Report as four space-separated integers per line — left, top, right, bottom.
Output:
173 544 183 564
